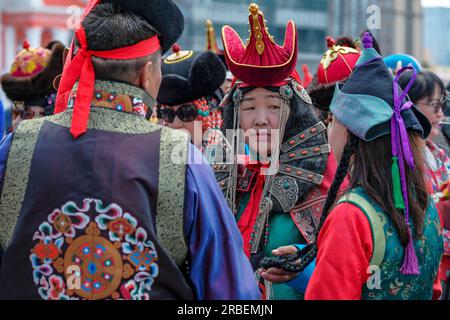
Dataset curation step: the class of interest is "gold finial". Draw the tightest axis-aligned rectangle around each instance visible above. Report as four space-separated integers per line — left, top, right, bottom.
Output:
249 3 266 55
205 19 218 52
150 105 159 124
249 3 259 15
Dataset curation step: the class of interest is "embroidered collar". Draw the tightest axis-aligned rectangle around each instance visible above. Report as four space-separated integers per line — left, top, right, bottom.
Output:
67 80 155 118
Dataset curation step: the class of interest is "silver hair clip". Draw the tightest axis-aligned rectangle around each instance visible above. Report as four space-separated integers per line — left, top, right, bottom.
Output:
233 88 243 104
279 85 294 101
291 80 312 105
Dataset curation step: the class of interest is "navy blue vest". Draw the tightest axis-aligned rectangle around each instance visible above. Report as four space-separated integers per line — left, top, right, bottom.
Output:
0 106 193 300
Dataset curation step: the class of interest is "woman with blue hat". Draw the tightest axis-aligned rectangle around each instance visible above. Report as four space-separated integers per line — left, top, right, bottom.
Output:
262 33 443 300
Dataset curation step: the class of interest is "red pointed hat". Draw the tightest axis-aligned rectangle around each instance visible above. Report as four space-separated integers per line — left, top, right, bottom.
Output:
316 36 361 84
222 3 298 87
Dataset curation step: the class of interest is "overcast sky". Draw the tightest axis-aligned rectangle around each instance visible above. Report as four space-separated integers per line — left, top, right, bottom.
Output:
422 0 450 8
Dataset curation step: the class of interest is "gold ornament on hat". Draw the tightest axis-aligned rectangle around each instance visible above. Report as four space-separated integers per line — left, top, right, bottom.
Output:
205 19 220 53
164 44 194 64
248 3 275 55
320 37 360 70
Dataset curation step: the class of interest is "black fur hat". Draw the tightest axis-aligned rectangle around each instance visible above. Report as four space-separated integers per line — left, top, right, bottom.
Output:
1 41 65 103
158 46 226 106
110 0 184 54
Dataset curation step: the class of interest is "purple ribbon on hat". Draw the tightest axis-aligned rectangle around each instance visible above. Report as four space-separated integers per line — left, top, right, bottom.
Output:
391 66 420 275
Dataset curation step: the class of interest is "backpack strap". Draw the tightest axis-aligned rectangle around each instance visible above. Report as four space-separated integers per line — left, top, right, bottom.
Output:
337 192 386 267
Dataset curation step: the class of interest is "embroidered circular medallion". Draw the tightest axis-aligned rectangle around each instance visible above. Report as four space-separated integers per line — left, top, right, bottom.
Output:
64 232 123 300
30 199 159 300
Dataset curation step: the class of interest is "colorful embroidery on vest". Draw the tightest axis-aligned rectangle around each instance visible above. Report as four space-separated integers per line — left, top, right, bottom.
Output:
67 80 154 118
30 198 159 300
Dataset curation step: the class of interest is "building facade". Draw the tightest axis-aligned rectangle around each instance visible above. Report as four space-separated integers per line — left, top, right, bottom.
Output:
329 0 423 60
173 0 330 71
424 6 450 67
0 0 81 73
0 0 426 75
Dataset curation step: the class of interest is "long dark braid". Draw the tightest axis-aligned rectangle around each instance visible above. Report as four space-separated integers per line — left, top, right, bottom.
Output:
260 134 359 273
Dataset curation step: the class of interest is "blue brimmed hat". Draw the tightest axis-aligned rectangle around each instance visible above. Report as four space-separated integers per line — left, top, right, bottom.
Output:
330 34 430 142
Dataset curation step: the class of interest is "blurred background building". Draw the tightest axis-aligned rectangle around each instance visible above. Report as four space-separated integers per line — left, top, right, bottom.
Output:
173 0 329 71
424 6 450 66
0 0 78 73
173 0 425 72
329 0 423 60
0 0 448 78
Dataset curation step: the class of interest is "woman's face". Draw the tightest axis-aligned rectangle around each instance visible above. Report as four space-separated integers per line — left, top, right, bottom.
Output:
239 87 282 157
415 84 445 140
328 115 349 164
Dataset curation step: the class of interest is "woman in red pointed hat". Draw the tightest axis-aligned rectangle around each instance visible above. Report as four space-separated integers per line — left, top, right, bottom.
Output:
216 3 345 300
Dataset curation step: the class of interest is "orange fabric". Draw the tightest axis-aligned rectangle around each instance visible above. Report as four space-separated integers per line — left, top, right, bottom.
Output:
55 26 160 138
301 64 313 88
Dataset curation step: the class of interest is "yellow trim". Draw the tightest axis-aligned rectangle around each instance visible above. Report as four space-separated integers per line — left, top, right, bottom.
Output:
221 20 297 69
250 4 265 55
164 50 194 65
205 19 219 53
321 45 359 70
338 193 386 267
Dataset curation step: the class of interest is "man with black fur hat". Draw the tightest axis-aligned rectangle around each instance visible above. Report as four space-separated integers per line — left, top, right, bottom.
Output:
0 0 259 300
1 40 65 132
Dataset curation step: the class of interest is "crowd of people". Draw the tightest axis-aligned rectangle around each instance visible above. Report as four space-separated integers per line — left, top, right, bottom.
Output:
0 0 448 300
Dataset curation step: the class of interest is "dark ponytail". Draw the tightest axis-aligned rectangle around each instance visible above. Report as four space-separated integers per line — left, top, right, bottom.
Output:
261 134 359 273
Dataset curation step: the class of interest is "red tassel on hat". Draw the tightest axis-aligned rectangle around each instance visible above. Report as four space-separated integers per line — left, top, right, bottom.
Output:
326 36 336 48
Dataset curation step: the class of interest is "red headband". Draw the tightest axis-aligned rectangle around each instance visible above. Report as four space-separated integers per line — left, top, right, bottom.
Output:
55 26 161 138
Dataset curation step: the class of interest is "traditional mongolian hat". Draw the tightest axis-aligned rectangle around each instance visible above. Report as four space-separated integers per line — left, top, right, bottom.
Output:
158 45 226 107
221 3 298 87
157 44 226 136
1 39 65 114
205 19 233 82
308 36 361 114
384 53 423 75
330 33 430 142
